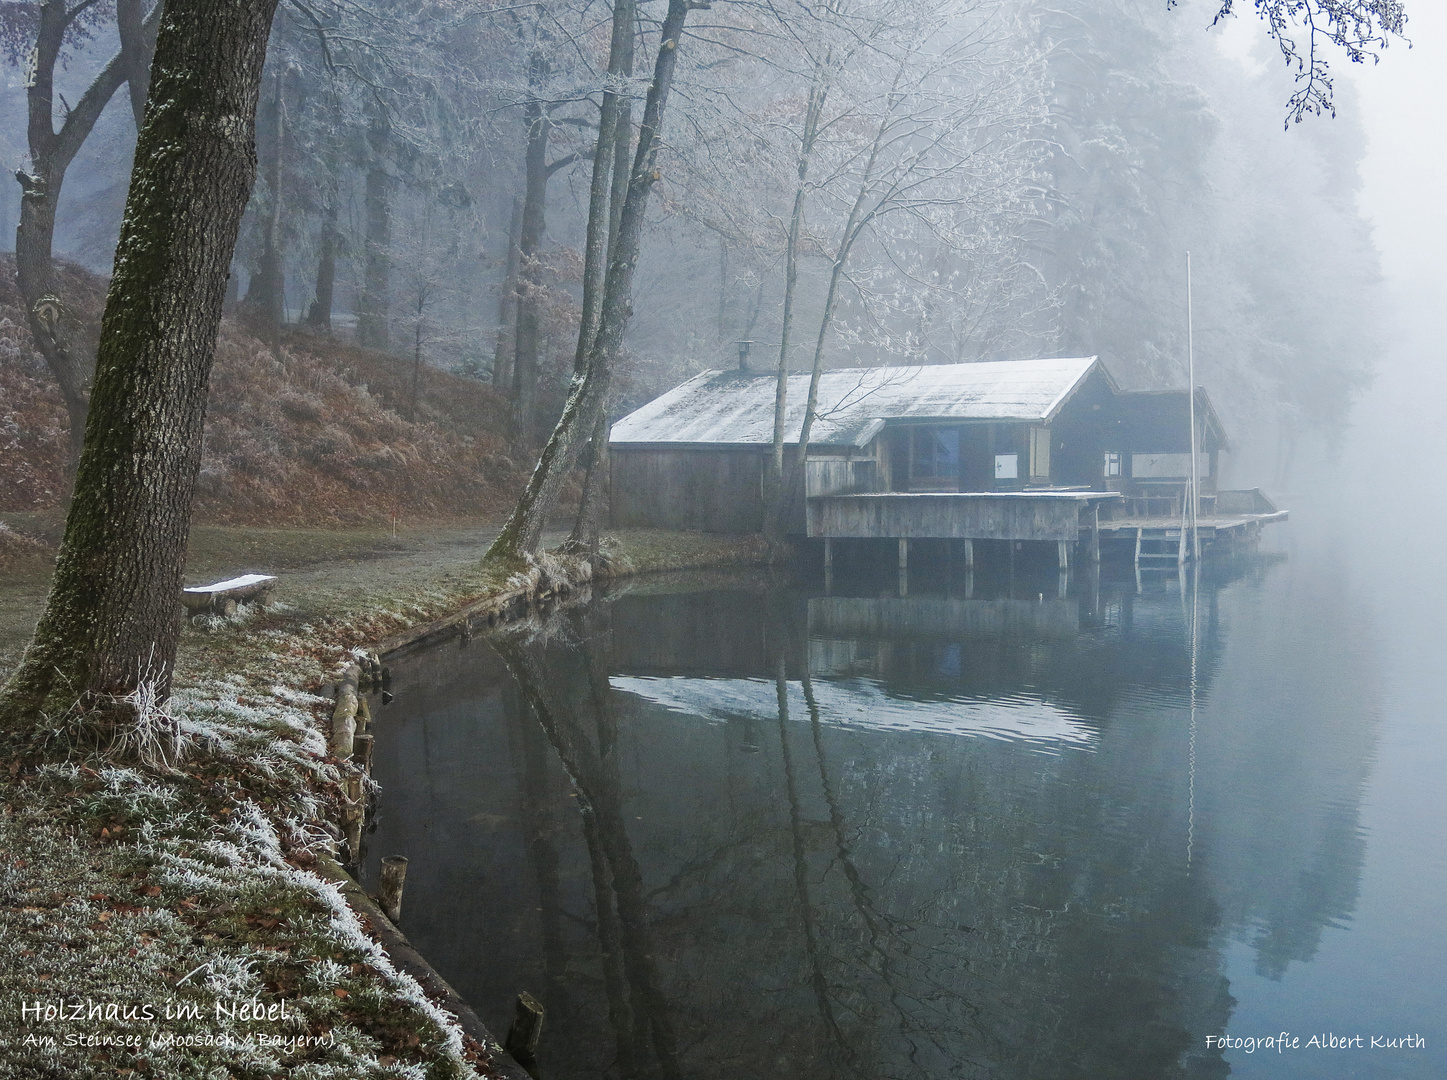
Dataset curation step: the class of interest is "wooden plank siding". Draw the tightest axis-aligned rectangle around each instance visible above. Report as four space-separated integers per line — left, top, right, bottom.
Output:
610 447 770 531
807 492 1116 542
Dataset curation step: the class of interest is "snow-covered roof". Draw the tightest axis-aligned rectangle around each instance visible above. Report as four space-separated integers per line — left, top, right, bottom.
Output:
610 356 1108 447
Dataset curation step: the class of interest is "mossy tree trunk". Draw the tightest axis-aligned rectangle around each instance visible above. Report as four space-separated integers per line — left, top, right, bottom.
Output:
0 0 281 728
566 0 635 560
510 63 550 453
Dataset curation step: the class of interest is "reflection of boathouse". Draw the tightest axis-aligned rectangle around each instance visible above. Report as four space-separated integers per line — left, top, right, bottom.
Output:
368 564 1376 1080
609 357 1286 567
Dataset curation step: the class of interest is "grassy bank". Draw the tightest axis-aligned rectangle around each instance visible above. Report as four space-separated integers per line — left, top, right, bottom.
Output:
0 528 769 1078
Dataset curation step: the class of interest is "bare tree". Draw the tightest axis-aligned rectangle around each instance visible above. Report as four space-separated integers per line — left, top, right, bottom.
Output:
691 0 1051 544
5 0 161 456
486 0 700 566
1202 0 1407 123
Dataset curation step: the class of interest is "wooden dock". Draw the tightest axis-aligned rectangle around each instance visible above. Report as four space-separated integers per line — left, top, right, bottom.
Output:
807 488 1286 583
1099 510 1288 565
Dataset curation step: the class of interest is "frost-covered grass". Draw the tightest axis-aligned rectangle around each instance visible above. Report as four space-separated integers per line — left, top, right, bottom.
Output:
0 528 769 1077
0 687 489 1078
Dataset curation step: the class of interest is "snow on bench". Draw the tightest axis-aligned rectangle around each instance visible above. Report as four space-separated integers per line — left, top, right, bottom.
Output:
181 573 277 614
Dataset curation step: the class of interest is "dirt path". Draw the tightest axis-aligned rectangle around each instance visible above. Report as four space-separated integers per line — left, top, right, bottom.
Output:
0 516 565 671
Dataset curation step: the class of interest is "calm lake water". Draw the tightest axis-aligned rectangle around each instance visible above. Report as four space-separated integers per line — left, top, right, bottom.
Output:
363 521 1446 1079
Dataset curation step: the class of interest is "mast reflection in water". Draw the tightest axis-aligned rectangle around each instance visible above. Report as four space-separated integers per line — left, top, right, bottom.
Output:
363 555 1378 1079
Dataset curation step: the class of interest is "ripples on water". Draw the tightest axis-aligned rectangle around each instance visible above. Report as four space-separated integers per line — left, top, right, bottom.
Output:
363 547 1443 1079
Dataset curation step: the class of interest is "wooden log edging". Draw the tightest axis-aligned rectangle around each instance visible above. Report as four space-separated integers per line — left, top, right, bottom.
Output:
372 577 583 662
314 853 533 1080
330 663 360 758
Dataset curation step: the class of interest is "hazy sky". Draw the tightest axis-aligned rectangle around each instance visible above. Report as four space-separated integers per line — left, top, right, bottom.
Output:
1347 1 1447 298
1325 1 1443 497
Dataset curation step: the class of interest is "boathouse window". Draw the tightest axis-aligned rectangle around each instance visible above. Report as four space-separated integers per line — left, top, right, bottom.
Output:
1104 451 1121 477
911 428 959 480
994 453 1018 480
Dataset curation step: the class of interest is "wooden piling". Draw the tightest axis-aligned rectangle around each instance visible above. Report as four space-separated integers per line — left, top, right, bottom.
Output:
378 855 409 923
353 733 374 776
961 538 974 568
504 992 545 1070
1057 539 1069 571
342 773 365 866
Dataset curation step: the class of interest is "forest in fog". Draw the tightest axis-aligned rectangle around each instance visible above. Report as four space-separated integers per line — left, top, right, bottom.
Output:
1 0 1382 488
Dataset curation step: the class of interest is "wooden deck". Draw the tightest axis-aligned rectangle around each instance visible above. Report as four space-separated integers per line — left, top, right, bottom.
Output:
806 491 1285 577
807 491 1121 542
1098 510 1289 563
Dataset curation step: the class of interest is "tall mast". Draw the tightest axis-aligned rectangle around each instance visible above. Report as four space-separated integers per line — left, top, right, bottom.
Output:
1187 252 1200 562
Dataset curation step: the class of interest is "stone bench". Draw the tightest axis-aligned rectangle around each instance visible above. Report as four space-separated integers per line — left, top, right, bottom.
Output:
181 573 277 616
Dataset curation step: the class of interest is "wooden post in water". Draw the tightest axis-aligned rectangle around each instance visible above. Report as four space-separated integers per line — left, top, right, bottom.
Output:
1088 505 1101 563
353 733 374 776
378 855 408 923
962 538 974 568
342 774 365 866
898 537 909 598
505 991 545 1072
1057 539 1069 572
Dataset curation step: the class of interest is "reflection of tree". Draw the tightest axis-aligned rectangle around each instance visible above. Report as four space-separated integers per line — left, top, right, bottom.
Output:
800 650 995 1072
452 565 1372 1080
775 651 851 1071
508 685 569 1015
492 614 681 1079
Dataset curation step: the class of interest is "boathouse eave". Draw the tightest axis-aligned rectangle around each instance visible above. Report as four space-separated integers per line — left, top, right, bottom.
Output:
611 417 887 453
810 490 1123 500
1040 355 1117 423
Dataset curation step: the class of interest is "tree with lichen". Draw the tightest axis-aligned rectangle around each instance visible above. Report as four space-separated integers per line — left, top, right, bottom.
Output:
0 0 283 731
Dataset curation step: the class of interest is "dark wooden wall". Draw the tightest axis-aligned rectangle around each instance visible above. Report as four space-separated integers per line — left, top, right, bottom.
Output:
610 447 808 532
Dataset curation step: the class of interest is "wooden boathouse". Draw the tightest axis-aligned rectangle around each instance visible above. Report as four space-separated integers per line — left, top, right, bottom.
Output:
608 356 1285 571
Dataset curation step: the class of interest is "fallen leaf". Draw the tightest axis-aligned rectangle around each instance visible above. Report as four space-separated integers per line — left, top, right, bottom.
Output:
333 988 349 999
